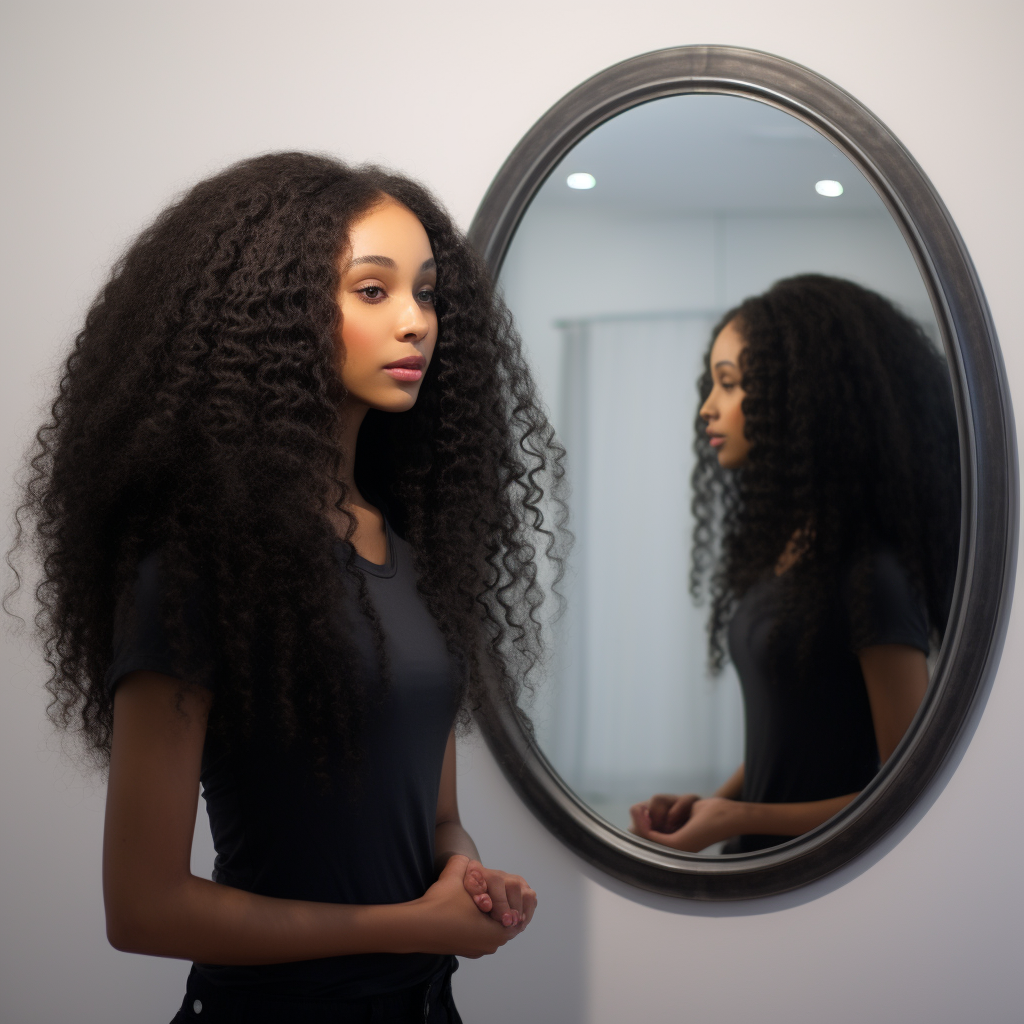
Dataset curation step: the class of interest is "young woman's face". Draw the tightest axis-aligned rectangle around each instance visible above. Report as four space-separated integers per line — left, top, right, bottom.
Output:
700 319 751 470
335 199 438 413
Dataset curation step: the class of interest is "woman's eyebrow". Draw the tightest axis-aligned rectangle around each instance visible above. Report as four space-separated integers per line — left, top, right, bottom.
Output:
345 256 436 272
347 254 395 270
714 359 737 370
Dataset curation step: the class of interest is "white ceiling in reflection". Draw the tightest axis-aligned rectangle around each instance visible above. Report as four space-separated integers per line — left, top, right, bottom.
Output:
530 94 888 215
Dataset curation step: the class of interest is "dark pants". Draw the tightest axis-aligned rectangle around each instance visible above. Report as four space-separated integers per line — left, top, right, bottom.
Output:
170 959 462 1024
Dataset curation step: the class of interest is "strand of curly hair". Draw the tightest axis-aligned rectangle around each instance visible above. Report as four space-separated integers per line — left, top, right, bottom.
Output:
690 274 960 681
9 152 567 768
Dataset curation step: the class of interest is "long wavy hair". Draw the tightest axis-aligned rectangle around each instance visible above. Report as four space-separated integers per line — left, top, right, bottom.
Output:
11 152 566 767
690 274 960 676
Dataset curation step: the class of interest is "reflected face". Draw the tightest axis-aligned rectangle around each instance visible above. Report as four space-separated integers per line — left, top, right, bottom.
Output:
700 320 750 469
335 199 438 413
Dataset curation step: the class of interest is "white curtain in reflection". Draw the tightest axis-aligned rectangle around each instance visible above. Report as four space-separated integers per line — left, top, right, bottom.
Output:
545 313 744 814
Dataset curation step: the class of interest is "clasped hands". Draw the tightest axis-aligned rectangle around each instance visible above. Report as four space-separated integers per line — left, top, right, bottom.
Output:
458 857 536 934
628 793 741 852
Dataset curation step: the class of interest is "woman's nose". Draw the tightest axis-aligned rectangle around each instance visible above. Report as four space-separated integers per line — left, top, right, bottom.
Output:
396 294 428 340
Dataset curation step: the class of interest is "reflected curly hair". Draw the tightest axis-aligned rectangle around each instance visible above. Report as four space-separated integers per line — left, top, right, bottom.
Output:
11 152 566 766
691 274 960 676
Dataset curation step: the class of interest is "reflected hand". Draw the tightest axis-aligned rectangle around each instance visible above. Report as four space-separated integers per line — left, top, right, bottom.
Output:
629 797 743 852
642 792 701 833
461 859 536 933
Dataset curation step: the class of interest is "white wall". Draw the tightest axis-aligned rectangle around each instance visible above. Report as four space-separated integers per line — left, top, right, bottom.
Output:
1 3 1021 1022
501 209 937 414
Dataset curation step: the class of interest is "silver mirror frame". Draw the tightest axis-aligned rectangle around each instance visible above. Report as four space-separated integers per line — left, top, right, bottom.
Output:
467 45 1017 900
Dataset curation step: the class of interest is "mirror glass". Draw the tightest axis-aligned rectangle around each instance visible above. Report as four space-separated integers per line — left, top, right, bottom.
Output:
498 93 956 853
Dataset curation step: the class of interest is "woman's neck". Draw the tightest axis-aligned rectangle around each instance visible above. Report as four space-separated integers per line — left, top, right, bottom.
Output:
336 400 369 505
774 527 813 576
329 400 387 562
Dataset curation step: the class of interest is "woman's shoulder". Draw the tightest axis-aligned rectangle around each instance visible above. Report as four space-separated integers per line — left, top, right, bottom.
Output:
846 544 918 596
105 549 212 693
843 544 930 653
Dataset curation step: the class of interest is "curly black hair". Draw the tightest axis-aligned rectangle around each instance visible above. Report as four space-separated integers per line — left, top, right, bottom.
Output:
690 274 960 677
10 152 566 767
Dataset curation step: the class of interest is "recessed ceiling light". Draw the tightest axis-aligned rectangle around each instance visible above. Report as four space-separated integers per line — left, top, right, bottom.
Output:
567 172 596 190
815 179 844 197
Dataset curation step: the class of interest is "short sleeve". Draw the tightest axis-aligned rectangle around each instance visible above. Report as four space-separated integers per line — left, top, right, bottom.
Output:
845 548 930 655
104 552 212 693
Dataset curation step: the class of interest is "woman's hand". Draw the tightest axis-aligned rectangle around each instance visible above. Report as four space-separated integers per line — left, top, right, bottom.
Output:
414 855 517 958
461 859 536 931
631 792 701 833
629 797 742 852
433 730 536 934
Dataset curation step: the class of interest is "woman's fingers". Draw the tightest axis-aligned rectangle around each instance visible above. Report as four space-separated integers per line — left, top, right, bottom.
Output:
462 861 538 931
462 861 487 895
479 868 536 928
504 875 522 914
644 793 700 832
667 794 700 831
519 882 538 926
647 795 672 830
462 859 493 913
637 798 742 853
629 802 653 837
497 875 536 930
485 873 514 927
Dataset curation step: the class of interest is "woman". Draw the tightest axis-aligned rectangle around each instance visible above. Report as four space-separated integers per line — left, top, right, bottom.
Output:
630 274 959 854
14 153 565 1021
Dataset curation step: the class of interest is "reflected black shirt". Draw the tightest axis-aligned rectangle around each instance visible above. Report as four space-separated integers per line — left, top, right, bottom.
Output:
104 522 459 999
725 548 929 854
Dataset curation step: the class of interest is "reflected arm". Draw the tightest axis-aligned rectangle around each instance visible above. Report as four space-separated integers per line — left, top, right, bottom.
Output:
714 764 744 800
630 791 859 851
630 645 928 851
859 643 929 763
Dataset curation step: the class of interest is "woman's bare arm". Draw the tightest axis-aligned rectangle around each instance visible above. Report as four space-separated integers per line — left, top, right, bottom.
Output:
103 672 510 963
434 730 537 931
433 729 480 873
859 643 929 763
714 764 745 799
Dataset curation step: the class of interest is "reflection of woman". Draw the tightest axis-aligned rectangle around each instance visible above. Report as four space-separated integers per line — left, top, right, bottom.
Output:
630 274 959 854
16 154 565 1021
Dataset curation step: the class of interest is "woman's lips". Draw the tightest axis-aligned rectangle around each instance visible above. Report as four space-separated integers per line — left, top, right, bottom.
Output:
709 435 725 448
383 355 426 382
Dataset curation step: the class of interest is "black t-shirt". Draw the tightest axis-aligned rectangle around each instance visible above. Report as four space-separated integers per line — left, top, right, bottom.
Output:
105 521 459 1000
724 548 929 854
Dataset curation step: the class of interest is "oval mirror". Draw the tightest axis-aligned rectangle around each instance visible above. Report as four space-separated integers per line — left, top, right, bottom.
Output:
468 47 1016 899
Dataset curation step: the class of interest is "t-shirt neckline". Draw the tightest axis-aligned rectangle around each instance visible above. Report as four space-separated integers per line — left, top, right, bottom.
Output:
337 516 398 579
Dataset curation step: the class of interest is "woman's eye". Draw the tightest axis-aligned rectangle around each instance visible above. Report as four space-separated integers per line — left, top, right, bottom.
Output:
358 285 386 301
417 288 436 304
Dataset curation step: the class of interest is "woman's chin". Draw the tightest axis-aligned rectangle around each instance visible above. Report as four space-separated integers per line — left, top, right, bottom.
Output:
717 451 747 470
365 387 421 414
340 374 422 410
